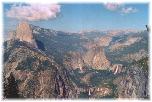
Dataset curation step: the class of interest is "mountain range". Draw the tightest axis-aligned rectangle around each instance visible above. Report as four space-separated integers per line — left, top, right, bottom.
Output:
3 21 149 99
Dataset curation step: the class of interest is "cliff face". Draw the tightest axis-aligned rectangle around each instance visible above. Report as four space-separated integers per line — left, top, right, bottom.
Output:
64 46 111 71
3 40 77 98
16 21 33 42
114 58 149 99
9 21 37 48
83 46 110 70
64 52 85 71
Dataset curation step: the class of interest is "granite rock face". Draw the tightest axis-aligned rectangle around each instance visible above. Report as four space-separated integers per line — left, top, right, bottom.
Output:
64 46 111 71
114 58 149 99
9 21 37 48
16 21 33 42
83 46 110 70
3 40 77 98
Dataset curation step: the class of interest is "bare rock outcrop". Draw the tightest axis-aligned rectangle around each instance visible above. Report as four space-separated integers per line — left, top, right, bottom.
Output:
3 40 77 98
98 35 112 47
9 21 37 48
111 64 123 75
16 21 33 42
64 46 111 71
113 58 149 99
83 46 110 70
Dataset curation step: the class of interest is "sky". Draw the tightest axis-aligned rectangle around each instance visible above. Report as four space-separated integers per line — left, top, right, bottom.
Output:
3 3 149 36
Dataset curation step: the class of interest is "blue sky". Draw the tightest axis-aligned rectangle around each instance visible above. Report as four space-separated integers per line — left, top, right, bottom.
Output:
3 3 149 35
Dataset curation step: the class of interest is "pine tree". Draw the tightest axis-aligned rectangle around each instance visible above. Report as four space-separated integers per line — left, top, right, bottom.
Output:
3 72 19 98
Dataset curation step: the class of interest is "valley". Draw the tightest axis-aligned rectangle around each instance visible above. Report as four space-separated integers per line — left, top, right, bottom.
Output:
3 21 149 99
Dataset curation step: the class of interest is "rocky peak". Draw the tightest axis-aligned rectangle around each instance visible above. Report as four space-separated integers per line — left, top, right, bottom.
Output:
16 21 37 48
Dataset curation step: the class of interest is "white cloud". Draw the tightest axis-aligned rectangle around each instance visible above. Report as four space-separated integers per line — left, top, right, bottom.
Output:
121 7 138 14
104 3 138 14
104 3 120 11
6 3 61 21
